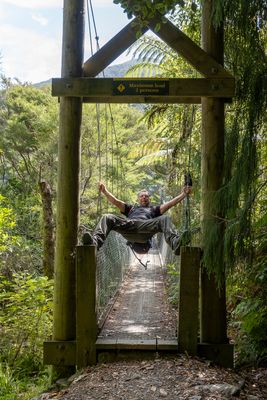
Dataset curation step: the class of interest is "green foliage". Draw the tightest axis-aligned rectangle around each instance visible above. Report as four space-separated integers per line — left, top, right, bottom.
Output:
0 194 17 252
0 273 53 398
205 0 267 281
228 207 267 365
0 273 53 370
0 363 17 400
0 361 50 400
165 262 180 305
114 0 184 21
0 81 59 274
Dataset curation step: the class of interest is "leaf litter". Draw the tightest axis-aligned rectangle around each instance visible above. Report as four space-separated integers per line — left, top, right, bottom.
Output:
37 355 267 400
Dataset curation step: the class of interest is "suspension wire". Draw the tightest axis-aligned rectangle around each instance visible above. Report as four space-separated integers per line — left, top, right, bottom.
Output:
86 0 94 55
104 104 109 211
87 0 130 205
86 0 104 217
108 104 130 200
108 109 117 196
89 0 100 50
96 103 102 175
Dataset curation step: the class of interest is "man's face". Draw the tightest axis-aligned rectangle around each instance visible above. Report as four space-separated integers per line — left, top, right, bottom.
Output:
138 192 150 206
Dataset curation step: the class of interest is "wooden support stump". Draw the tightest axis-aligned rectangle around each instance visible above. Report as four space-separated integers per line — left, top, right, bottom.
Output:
178 246 201 355
76 245 97 368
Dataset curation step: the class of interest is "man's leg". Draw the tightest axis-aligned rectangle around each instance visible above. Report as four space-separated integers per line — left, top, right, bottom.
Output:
83 214 134 249
156 215 181 253
128 216 181 254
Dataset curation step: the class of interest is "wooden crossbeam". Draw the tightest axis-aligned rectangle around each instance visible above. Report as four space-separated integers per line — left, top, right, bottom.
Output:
83 19 148 77
52 77 235 104
83 13 233 80
82 96 203 104
147 12 233 78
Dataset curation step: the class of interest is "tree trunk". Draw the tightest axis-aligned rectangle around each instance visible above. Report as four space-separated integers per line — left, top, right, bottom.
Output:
39 180 55 279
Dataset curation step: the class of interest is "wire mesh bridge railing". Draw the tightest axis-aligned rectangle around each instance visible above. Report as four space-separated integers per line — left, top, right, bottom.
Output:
96 231 132 327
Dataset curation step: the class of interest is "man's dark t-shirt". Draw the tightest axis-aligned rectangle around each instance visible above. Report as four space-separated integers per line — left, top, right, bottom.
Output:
123 204 161 220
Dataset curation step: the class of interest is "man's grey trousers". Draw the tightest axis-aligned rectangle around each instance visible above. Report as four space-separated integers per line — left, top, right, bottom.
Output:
93 213 179 251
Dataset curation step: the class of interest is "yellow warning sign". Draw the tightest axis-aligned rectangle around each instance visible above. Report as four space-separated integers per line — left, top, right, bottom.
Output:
117 83 126 93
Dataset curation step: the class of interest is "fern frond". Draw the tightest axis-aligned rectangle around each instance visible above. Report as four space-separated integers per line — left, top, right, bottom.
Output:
125 62 163 78
135 150 170 166
129 34 176 64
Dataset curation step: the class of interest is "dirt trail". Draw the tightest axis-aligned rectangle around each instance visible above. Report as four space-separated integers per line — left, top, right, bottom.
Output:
39 356 267 399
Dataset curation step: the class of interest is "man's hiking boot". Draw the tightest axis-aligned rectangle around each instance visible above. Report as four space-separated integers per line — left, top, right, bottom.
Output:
173 238 181 255
173 230 191 255
82 232 96 246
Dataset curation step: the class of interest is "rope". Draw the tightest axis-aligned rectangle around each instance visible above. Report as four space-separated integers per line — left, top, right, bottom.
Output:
128 244 150 270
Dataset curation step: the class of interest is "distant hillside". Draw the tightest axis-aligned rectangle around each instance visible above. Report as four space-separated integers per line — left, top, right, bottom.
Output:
34 59 137 88
100 59 137 77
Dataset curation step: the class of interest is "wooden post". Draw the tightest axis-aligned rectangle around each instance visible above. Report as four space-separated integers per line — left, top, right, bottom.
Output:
52 0 85 375
200 0 228 344
178 247 201 355
76 246 97 368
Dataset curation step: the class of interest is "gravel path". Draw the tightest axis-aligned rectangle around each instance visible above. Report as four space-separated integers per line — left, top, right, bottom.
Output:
39 356 267 399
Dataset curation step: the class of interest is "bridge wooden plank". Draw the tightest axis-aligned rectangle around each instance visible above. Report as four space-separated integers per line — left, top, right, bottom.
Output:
52 77 235 100
157 339 178 351
95 338 178 351
117 339 156 350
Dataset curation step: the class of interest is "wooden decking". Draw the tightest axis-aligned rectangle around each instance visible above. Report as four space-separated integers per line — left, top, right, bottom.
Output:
98 248 177 341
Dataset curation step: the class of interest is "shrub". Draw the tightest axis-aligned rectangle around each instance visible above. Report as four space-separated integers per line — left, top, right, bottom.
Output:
0 273 53 378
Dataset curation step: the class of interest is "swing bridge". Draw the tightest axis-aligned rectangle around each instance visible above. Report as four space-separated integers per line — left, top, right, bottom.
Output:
44 232 219 367
44 230 233 369
44 0 236 373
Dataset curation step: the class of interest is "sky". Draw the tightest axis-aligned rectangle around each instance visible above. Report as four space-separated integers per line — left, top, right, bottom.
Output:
0 0 133 83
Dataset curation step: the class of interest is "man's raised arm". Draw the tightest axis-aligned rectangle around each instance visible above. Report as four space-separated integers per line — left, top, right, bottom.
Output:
98 182 126 213
160 186 192 214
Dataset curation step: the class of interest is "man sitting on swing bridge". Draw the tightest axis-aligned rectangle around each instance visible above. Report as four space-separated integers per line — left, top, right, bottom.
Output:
83 180 192 256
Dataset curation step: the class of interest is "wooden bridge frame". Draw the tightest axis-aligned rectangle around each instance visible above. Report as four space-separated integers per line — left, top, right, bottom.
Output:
44 0 234 373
